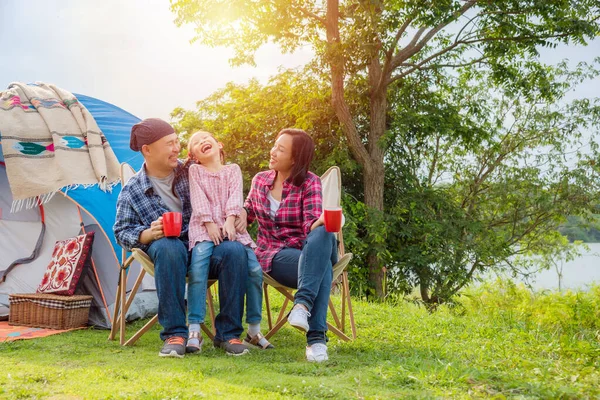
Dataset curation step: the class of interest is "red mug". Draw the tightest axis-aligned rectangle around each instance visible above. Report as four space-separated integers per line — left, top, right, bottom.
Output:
324 208 343 233
163 212 182 237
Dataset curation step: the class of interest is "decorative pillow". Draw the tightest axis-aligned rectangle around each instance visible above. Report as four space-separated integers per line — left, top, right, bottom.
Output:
37 231 95 296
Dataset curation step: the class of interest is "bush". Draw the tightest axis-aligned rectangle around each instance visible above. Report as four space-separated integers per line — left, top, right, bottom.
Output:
461 279 600 337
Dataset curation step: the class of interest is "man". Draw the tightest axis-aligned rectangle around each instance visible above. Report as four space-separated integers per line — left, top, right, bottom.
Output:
114 118 249 358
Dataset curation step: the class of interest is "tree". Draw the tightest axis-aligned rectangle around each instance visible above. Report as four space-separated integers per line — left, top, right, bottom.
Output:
170 0 600 297
170 69 359 187
374 60 600 304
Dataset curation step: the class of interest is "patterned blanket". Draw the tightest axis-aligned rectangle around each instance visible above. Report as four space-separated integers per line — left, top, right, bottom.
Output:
0 82 120 211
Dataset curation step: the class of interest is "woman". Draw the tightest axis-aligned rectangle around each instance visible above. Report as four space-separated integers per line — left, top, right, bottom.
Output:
238 128 338 362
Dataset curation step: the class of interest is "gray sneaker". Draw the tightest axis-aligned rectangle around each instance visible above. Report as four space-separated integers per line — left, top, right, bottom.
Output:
288 305 310 332
214 338 250 356
159 336 186 358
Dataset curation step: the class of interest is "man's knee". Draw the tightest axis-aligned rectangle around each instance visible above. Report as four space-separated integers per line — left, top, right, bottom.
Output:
149 238 188 268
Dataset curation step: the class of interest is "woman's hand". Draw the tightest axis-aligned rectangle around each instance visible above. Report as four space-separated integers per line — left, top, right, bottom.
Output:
205 222 222 245
235 208 248 233
223 217 237 241
310 212 325 231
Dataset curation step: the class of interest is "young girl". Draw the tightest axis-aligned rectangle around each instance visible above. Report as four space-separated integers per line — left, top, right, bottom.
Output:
185 130 273 353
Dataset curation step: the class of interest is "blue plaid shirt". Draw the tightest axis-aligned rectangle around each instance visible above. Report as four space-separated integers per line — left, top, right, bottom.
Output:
114 160 192 252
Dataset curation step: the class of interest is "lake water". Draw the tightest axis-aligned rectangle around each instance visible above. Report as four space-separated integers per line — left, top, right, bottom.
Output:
495 243 600 291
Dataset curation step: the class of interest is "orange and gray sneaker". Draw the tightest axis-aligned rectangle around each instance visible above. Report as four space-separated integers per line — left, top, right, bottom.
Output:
214 338 249 356
159 336 186 358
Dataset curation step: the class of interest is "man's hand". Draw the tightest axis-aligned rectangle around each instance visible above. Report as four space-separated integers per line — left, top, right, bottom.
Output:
235 208 248 233
223 217 237 241
206 222 222 245
140 216 165 244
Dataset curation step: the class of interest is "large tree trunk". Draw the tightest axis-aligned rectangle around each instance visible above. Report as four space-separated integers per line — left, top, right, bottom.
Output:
364 165 385 297
365 64 387 297
326 0 387 298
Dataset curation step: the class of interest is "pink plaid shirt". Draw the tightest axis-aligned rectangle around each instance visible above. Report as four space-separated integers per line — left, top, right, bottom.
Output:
244 170 322 272
188 163 255 250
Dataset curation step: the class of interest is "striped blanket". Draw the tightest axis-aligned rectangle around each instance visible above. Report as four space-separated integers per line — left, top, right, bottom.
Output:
0 82 120 211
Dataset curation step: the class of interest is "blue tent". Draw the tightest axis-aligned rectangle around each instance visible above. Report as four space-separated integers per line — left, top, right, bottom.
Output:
68 94 143 258
0 93 150 328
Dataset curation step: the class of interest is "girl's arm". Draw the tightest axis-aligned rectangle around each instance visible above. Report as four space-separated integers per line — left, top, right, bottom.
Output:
189 165 213 224
225 164 243 217
190 166 223 244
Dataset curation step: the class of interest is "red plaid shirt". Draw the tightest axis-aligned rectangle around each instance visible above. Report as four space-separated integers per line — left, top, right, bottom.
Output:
244 170 322 272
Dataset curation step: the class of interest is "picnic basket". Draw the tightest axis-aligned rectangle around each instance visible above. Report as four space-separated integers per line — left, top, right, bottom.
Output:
8 293 92 329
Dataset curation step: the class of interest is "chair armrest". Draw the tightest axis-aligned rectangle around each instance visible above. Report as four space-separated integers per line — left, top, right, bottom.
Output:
131 248 155 277
332 253 353 282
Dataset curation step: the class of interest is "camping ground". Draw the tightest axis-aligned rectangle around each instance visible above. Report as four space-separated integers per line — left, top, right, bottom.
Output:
1 280 599 399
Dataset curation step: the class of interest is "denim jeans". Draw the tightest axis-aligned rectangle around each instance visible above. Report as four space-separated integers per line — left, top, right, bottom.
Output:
188 241 263 325
148 238 248 342
147 237 188 341
269 226 338 345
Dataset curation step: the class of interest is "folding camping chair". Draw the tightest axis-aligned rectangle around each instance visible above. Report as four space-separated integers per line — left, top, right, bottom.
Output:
108 162 217 346
262 166 357 342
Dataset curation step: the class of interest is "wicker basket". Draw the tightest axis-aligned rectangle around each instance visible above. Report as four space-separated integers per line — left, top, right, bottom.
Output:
9 293 92 330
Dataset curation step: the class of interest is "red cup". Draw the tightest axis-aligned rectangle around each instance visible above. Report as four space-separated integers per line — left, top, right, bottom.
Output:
324 208 343 233
163 212 182 237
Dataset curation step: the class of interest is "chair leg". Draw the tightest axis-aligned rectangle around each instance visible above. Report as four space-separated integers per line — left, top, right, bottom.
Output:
124 314 159 346
207 283 216 337
327 321 351 342
108 268 125 341
118 261 129 345
264 283 273 331
201 323 215 341
119 268 146 346
328 298 343 330
123 268 146 318
341 276 346 332
264 287 296 339
264 314 289 340
343 271 357 339
277 297 290 324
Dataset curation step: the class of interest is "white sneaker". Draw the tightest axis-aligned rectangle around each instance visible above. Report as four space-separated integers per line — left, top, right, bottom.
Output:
288 305 310 332
306 343 328 362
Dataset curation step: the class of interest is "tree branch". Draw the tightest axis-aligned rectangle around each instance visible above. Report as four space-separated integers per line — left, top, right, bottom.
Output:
389 0 478 72
385 16 415 63
298 6 326 26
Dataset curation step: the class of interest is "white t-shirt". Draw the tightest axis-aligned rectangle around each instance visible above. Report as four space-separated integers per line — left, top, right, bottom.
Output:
267 191 280 219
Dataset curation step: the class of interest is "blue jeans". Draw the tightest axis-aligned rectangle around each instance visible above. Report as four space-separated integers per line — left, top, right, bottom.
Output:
188 241 263 325
147 238 248 342
269 226 338 345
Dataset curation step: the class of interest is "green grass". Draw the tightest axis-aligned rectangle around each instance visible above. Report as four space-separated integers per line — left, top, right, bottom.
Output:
1 281 599 399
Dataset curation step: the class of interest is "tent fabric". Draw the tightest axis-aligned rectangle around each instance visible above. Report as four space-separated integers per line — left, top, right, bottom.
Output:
0 93 155 328
68 94 144 260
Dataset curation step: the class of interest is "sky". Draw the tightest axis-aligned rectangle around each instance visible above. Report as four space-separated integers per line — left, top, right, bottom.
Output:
1 1 598 122
0 0 312 121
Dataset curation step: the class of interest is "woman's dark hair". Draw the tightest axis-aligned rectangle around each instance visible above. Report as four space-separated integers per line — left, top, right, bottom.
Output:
277 128 314 186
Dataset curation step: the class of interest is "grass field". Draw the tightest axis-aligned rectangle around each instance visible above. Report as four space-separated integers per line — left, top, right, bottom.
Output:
1 280 599 399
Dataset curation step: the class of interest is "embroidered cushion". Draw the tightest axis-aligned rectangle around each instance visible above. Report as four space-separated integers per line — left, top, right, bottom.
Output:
37 231 95 296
